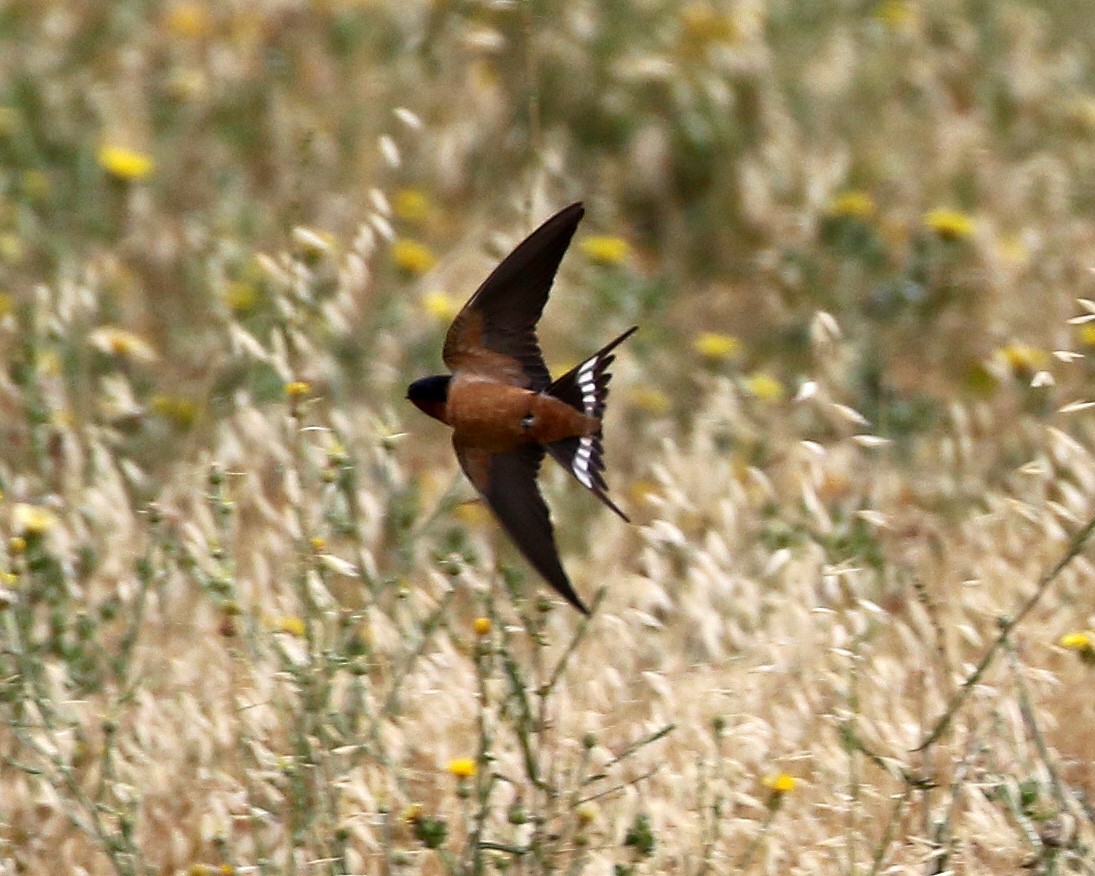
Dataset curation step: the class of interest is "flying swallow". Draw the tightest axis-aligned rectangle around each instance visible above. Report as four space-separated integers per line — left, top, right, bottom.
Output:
407 202 636 614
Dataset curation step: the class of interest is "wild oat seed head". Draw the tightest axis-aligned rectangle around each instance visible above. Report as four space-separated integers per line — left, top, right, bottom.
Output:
447 757 477 778
97 144 155 181
579 235 631 266
392 238 437 275
693 331 741 361
89 326 158 363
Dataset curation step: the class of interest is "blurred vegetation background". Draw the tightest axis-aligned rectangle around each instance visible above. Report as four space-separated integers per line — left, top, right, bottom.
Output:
3 0 1095 873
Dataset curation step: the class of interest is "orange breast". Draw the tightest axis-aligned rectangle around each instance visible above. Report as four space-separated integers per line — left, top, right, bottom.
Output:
447 375 597 452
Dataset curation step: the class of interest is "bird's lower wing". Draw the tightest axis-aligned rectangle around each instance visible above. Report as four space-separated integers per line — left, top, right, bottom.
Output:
453 438 588 614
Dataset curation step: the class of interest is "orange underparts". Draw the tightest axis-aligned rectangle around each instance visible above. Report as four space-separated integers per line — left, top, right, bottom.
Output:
446 376 597 452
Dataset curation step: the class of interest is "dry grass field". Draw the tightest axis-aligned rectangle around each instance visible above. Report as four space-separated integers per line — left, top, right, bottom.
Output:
3 0 1095 873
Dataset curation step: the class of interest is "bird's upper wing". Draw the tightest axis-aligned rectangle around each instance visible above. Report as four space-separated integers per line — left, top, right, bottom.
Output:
453 437 588 614
443 202 584 392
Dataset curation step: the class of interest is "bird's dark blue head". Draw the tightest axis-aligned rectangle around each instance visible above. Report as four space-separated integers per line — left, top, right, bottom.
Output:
406 374 452 423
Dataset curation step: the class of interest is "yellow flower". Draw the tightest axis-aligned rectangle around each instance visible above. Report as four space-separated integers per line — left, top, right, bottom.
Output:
828 190 875 220
284 380 311 398
998 344 1049 374
165 3 212 39
1060 631 1095 664
763 772 796 793
473 617 491 636
421 290 460 323
0 233 23 265
693 331 741 361
454 500 493 527
628 479 660 505
924 208 975 242
1065 96 1095 135
22 170 51 200
9 536 27 555
447 757 477 778
402 803 424 823
630 385 671 415
310 535 327 552
151 394 200 429
679 2 741 56
0 106 17 137
89 326 158 363
392 239 437 275
1076 324 1095 347
874 0 915 29
275 615 306 637
579 235 631 267
1059 632 1092 650
996 234 1029 266
223 280 259 315
13 503 58 536
743 371 786 403
393 188 432 224
576 802 597 826
97 145 155 181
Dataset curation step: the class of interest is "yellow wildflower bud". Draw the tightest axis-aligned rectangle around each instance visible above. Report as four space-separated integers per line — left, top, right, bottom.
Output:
743 371 786 403
693 331 741 361
924 208 975 242
828 190 875 220
473 617 491 636
393 189 432 224
1059 631 1093 650
763 772 796 793
392 239 437 275
421 290 460 323
13 503 57 536
998 344 1049 374
97 145 155 181
579 235 631 266
275 616 306 637
284 381 311 398
447 757 477 778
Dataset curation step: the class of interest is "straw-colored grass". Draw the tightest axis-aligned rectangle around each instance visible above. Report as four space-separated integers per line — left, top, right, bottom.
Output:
2 1 1095 873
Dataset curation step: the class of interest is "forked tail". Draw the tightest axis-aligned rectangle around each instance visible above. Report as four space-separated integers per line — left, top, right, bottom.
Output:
545 326 637 522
